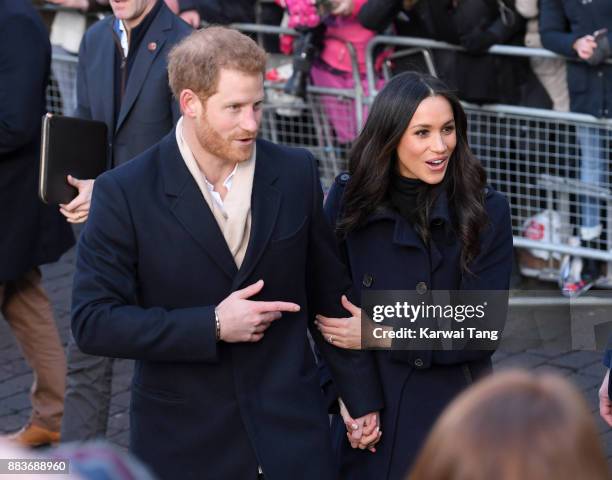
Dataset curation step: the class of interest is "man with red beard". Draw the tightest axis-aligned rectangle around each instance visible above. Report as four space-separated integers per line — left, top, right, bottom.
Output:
59 0 191 442
71 27 382 479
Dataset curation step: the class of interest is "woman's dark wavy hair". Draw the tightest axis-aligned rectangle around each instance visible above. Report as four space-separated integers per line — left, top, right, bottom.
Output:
336 71 488 272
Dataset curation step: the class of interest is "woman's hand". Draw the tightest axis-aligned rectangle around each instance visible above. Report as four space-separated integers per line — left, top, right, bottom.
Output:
339 398 382 453
315 295 362 349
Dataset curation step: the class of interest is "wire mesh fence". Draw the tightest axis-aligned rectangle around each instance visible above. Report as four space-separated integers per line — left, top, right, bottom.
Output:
47 53 78 116
464 106 612 281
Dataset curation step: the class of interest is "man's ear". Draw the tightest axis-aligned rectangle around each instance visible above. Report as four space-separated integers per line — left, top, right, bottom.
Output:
179 89 202 119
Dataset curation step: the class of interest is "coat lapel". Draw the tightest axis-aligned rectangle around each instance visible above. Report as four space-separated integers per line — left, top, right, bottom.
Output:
232 147 281 290
160 133 238 280
365 187 451 272
115 4 170 133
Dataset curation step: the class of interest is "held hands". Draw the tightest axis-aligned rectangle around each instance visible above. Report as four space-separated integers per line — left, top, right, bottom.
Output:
599 369 612 427
339 398 381 452
59 175 94 224
315 295 361 350
216 280 300 343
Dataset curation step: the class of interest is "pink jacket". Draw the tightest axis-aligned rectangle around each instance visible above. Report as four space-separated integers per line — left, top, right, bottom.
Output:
320 0 376 74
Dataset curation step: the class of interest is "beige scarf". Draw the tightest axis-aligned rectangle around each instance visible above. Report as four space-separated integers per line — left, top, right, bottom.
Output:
175 117 255 269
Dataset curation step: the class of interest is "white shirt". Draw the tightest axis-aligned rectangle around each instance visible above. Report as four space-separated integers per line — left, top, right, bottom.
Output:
203 164 238 218
117 19 129 57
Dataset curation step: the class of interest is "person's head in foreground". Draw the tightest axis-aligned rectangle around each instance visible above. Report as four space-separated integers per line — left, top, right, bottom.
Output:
408 370 610 480
339 71 488 271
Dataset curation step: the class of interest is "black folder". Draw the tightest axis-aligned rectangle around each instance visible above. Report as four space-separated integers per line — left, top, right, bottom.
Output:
39 113 108 204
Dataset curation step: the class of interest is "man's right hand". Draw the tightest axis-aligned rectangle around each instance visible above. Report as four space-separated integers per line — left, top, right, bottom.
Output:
216 280 300 343
59 175 95 224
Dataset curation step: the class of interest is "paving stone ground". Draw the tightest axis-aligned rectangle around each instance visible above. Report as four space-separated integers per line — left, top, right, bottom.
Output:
1 241 611 466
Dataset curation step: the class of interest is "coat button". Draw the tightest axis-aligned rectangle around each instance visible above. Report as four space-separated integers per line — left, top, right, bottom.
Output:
598 71 603 77
340 173 350 182
414 358 424 368
362 274 373 288
416 282 427 294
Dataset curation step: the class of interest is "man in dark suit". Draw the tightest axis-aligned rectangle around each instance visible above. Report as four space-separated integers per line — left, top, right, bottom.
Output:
72 27 383 479
59 0 191 442
0 0 75 446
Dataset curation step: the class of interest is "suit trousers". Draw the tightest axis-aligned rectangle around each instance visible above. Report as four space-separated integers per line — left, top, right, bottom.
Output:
0 268 66 431
61 337 118 441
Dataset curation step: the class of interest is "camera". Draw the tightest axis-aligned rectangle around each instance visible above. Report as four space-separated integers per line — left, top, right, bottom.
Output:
283 0 333 99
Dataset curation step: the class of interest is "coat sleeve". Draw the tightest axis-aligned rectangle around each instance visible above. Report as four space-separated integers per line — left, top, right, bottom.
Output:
430 190 513 365
539 0 580 58
304 161 384 418
485 4 526 45
357 0 403 32
0 13 48 155
74 33 93 120
71 171 219 362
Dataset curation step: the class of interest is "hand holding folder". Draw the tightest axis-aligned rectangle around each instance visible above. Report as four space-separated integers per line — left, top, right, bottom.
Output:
39 113 108 207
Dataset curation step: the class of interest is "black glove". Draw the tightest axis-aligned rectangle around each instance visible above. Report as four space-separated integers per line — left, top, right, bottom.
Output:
587 33 611 66
459 30 498 54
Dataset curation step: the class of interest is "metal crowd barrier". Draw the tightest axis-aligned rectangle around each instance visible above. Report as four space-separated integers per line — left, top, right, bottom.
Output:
46 25 612 285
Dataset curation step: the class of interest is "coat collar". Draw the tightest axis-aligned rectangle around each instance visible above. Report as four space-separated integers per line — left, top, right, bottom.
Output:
359 186 451 272
160 133 280 284
363 186 451 231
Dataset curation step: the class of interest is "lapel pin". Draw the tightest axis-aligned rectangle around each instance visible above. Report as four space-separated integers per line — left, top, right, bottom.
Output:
147 42 157 52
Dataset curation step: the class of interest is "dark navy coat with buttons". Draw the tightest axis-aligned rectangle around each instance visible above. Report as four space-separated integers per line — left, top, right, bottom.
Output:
540 0 612 118
321 173 513 480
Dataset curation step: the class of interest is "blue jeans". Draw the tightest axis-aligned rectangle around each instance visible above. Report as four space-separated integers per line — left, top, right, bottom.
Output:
577 126 609 240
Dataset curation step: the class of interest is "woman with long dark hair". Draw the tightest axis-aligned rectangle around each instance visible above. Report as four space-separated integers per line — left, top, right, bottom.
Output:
315 71 513 479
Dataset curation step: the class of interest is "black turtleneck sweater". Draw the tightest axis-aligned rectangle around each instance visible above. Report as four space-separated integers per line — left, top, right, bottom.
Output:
388 173 426 225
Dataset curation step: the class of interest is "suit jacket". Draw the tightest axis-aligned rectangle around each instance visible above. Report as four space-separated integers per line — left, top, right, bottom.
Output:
74 1 191 168
540 0 612 117
71 134 384 480
0 0 74 281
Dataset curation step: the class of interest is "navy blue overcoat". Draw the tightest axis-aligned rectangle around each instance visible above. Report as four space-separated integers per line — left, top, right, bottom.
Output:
321 174 513 480
71 136 384 480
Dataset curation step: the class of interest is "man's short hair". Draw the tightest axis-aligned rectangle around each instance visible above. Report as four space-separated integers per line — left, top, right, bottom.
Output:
168 26 267 101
